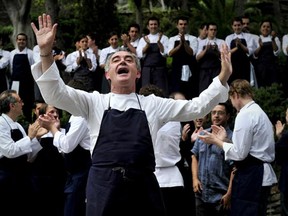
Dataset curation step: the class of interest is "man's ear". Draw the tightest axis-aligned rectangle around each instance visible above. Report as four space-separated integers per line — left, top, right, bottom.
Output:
105 71 110 80
136 70 141 79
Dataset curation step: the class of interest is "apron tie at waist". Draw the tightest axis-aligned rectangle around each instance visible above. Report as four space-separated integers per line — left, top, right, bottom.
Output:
234 154 266 169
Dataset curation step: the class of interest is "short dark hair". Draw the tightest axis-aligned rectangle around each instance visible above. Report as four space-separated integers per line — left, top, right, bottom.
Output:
87 32 100 43
199 22 208 29
0 90 18 114
207 22 218 29
260 20 272 29
128 23 140 32
108 31 119 39
218 102 233 115
139 84 165 98
231 16 243 25
177 16 189 23
16 33 28 40
147 16 160 26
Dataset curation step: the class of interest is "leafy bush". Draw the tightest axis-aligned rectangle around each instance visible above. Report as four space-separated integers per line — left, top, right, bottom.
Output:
253 83 288 124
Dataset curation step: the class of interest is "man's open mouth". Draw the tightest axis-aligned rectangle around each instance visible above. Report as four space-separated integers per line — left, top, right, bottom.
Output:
118 68 129 74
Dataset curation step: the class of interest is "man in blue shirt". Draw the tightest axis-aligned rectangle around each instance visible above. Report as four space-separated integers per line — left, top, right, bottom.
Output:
192 102 234 216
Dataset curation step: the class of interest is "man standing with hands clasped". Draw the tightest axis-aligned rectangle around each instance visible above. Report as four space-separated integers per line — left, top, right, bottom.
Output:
198 79 277 216
31 13 232 216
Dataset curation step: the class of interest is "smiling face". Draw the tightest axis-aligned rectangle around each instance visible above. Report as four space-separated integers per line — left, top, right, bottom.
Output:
211 105 229 126
147 20 159 35
105 51 141 93
128 27 139 42
260 21 272 37
108 35 119 49
232 21 243 34
16 34 27 51
79 37 89 51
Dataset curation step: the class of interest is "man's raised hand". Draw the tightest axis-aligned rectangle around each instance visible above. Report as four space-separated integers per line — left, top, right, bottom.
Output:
31 14 57 53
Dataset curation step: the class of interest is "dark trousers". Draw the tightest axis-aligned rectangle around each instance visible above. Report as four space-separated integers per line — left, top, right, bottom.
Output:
161 186 185 216
195 197 229 216
281 192 288 216
141 66 168 96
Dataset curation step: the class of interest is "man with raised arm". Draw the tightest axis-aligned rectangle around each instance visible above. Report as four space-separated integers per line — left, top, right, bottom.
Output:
31 14 232 216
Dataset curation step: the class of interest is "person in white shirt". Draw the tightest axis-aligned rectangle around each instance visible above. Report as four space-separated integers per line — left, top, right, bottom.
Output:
196 22 225 94
31 13 232 216
253 20 281 87
38 80 91 216
121 23 140 55
65 35 97 92
136 16 169 95
99 31 120 93
241 15 259 88
168 16 198 99
198 79 277 216
87 32 102 93
10 33 35 122
0 90 43 215
0 36 10 93
225 17 256 84
139 85 187 216
197 23 208 43
39 81 91 216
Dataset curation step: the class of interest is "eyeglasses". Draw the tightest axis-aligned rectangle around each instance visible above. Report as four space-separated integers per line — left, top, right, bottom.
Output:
211 110 226 115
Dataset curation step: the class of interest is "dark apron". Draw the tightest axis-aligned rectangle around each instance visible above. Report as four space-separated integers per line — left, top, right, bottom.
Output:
0 123 31 216
255 41 278 87
142 43 168 94
63 122 91 216
86 97 166 216
31 137 66 216
229 38 250 83
231 154 264 216
72 57 94 92
11 53 35 122
198 45 221 93
170 40 196 99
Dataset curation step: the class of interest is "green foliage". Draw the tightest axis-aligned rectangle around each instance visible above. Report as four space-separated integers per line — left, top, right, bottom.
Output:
75 0 120 48
253 83 288 124
192 0 235 39
0 25 13 50
60 110 71 127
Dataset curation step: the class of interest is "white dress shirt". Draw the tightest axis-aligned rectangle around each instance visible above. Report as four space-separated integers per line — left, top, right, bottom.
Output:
0 114 42 161
0 49 10 69
196 37 225 58
154 121 183 187
65 49 97 72
225 32 256 56
32 61 228 154
136 33 169 58
255 35 281 56
53 115 91 153
223 101 277 186
167 34 198 56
